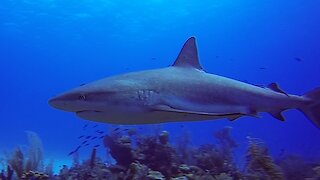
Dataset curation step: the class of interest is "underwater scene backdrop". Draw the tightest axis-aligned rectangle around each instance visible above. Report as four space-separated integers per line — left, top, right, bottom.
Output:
1 0 320 179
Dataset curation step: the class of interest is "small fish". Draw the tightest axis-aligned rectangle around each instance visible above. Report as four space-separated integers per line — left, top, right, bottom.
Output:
93 125 98 128
86 136 91 139
99 135 105 139
295 57 303 62
94 144 100 148
113 127 120 131
78 135 84 139
96 130 104 134
68 151 75 156
83 124 88 129
84 143 90 147
91 136 97 140
68 146 81 156
80 83 86 86
151 57 157 60
259 67 266 70
215 56 219 59
82 140 88 144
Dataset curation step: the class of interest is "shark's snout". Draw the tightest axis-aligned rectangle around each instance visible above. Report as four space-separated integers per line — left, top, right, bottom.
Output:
48 95 69 111
49 89 103 113
48 92 84 112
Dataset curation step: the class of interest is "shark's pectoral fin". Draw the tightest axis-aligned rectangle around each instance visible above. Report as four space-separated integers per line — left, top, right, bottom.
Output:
228 115 243 121
151 105 243 117
267 83 289 96
269 110 286 121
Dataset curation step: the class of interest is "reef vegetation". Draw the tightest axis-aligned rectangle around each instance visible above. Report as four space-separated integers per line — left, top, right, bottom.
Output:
0 127 319 180
1 131 53 180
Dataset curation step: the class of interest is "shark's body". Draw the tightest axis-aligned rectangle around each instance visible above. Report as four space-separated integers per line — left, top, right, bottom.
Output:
49 37 320 127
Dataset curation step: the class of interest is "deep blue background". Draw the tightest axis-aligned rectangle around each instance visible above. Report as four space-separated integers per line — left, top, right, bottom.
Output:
1 0 320 168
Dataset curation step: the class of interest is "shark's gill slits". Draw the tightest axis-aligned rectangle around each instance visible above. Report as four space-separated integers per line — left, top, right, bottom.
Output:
78 95 86 100
136 90 157 102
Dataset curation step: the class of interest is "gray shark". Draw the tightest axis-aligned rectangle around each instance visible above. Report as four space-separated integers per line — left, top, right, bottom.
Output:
49 37 320 127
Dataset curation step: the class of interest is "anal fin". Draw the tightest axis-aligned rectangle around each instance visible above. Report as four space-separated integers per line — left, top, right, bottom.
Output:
269 111 286 121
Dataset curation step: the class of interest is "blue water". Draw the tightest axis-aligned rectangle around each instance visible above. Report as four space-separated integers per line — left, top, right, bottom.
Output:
1 0 320 174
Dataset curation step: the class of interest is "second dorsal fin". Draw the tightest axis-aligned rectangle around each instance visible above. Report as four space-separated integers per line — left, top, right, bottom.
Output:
268 83 289 96
172 37 203 70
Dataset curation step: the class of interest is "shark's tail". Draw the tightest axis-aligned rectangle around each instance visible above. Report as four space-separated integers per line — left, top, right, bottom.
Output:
299 88 320 128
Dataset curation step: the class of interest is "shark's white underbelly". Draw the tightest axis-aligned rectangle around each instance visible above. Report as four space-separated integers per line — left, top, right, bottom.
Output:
76 109 236 124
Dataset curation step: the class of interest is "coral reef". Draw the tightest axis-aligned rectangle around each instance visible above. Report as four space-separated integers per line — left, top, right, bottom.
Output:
21 170 49 179
0 165 13 180
58 159 113 179
89 148 97 169
2 131 52 180
7 147 24 178
25 131 44 172
52 127 242 179
193 127 241 178
175 131 193 165
1 127 320 180
103 133 135 168
276 154 320 180
135 131 178 178
244 137 284 180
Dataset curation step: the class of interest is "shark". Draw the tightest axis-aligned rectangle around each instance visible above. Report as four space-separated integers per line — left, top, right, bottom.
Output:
49 37 320 128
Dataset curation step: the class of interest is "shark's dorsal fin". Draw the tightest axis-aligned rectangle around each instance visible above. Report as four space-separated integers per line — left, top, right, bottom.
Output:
172 37 203 70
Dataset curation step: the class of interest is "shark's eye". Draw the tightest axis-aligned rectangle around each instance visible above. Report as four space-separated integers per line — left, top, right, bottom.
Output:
78 95 86 100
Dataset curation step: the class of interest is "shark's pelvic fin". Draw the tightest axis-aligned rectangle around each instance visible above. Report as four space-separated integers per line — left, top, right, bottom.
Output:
172 37 203 70
267 83 289 96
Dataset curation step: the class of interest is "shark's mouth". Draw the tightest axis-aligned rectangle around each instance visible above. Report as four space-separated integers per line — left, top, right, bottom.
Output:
76 110 104 118
76 110 109 122
76 110 103 114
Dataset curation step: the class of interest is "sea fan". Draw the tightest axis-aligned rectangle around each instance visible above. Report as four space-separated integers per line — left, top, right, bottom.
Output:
244 137 284 180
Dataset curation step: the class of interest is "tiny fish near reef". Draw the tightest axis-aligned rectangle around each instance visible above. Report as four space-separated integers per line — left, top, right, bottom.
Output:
49 37 320 128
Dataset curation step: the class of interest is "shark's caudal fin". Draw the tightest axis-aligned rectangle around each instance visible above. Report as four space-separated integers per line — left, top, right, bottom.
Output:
172 37 203 70
300 88 320 128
